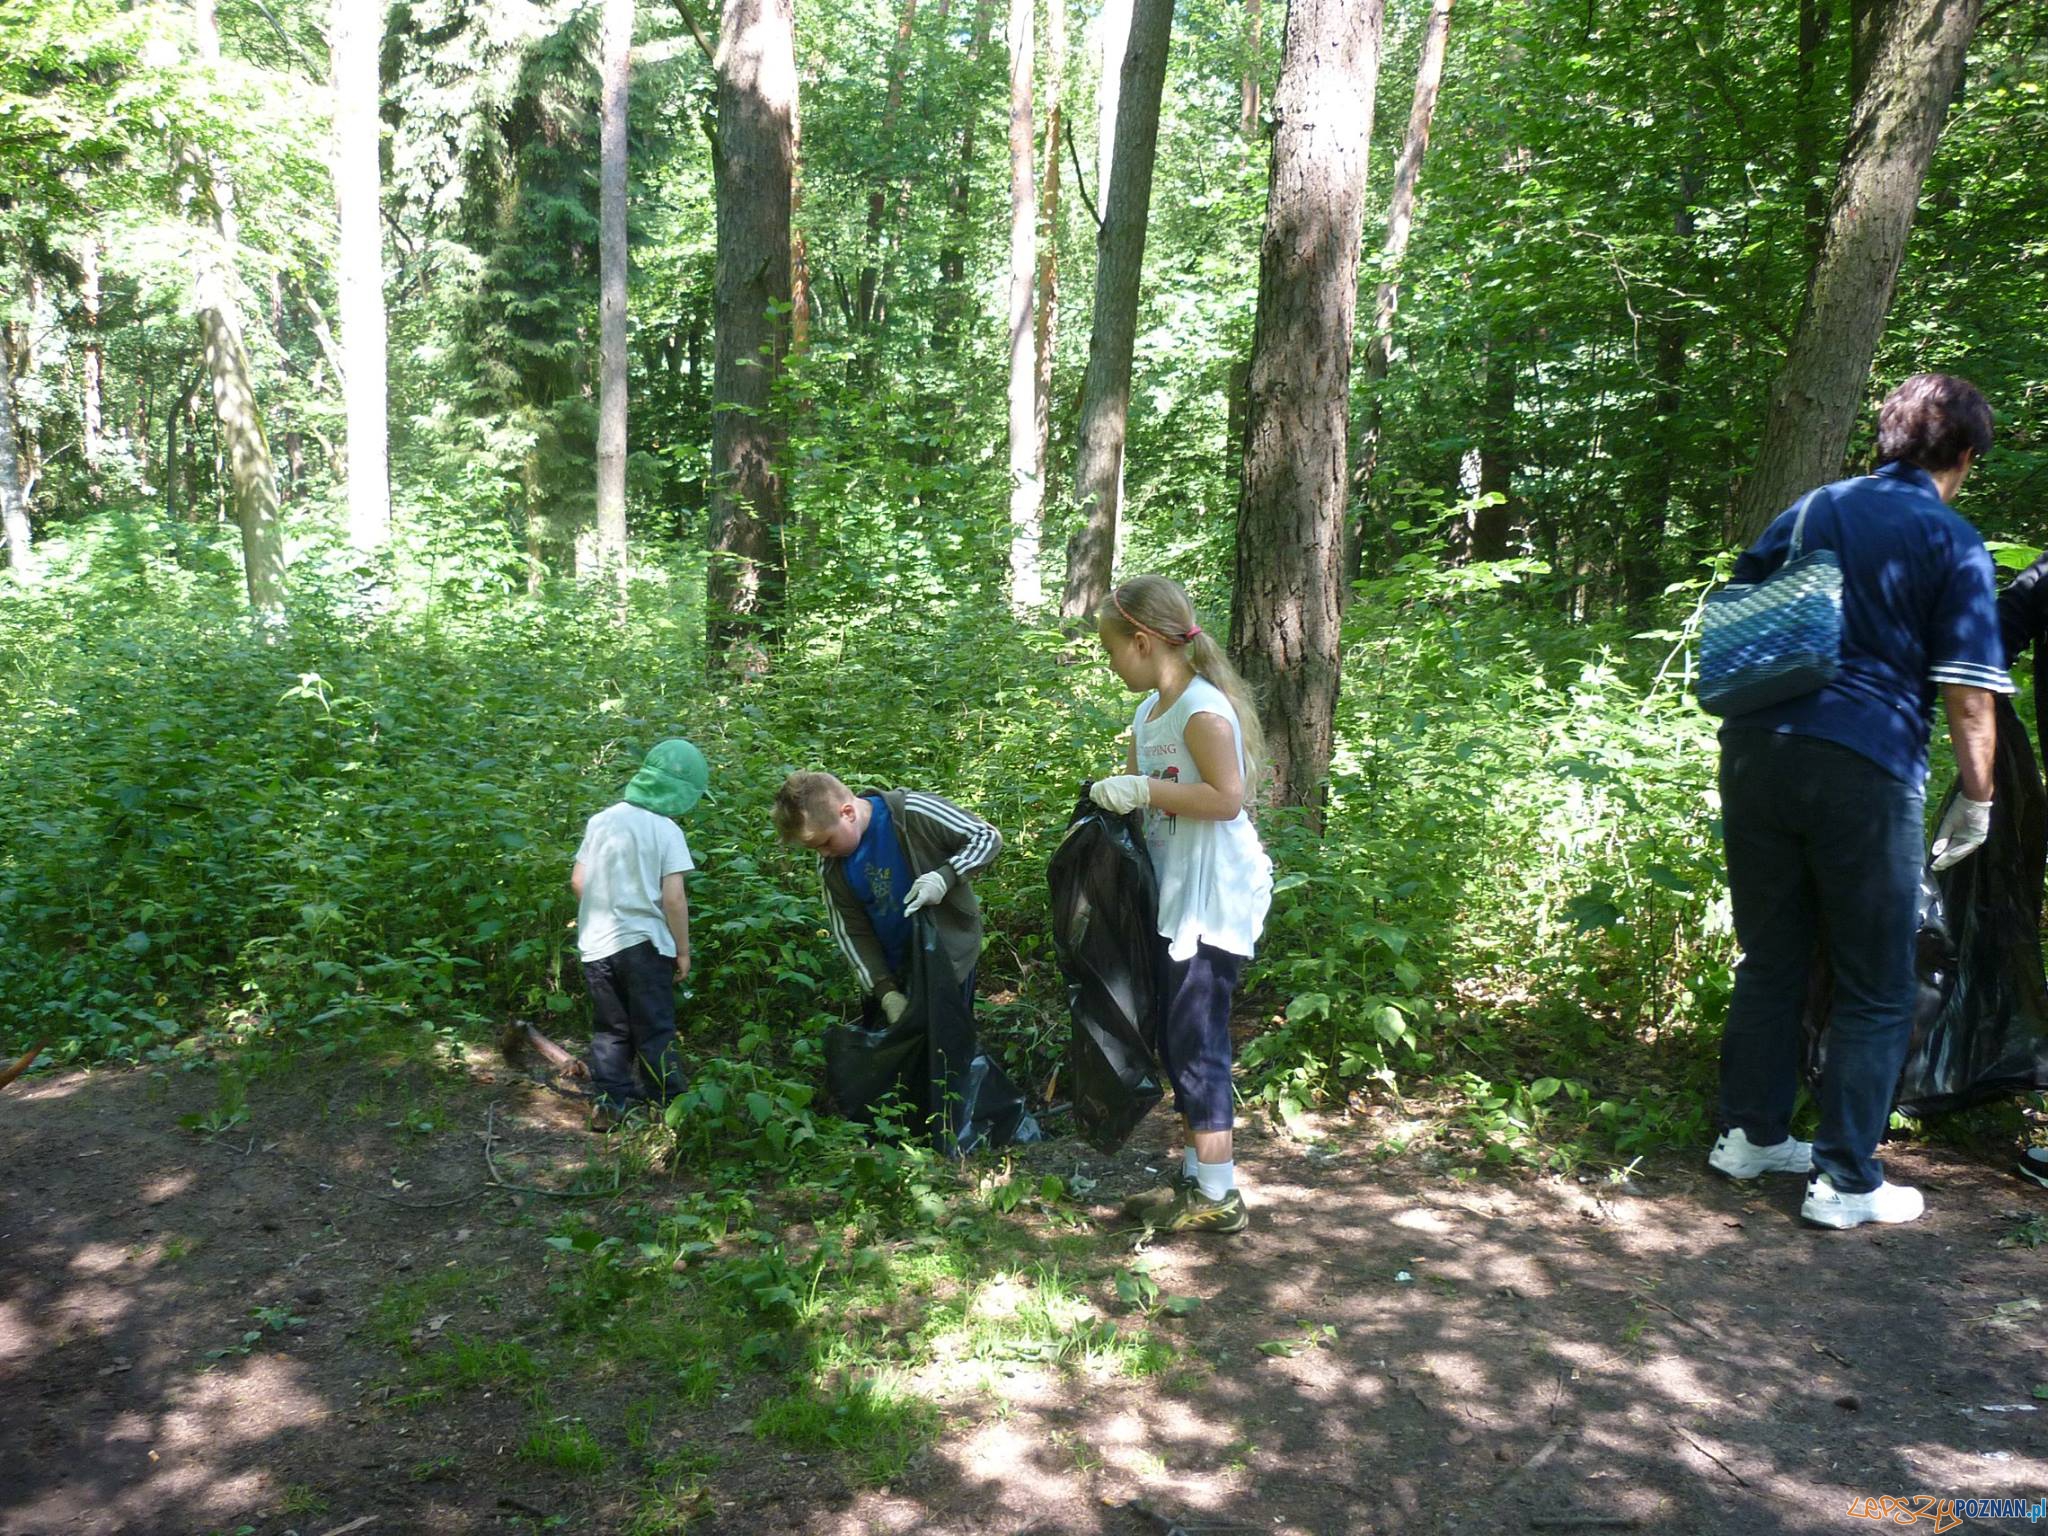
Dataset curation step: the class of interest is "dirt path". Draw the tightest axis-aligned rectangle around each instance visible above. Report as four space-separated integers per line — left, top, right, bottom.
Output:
3 1058 2044 1536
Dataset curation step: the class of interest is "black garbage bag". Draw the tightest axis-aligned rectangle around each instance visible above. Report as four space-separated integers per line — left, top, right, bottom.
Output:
1047 790 1164 1152
825 914 1040 1156
1805 694 2048 1117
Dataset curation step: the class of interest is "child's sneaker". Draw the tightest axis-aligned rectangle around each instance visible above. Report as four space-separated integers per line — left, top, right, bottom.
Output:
1800 1174 1924 1229
1708 1127 1813 1179
1119 1166 1193 1219
590 1101 629 1134
2016 1146 2048 1190
1151 1185 1248 1235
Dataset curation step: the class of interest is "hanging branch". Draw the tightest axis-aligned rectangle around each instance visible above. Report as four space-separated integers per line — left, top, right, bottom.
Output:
669 0 719 68
1064 117 1100 230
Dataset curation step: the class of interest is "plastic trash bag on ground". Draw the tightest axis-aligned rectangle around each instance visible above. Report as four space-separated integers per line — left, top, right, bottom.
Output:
1047 789 1164 1152
825 913 1040 1156
1806 695 2048 1117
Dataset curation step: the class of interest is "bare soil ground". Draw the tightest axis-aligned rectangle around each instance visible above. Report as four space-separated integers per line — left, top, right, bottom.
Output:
4 1054 2045 1536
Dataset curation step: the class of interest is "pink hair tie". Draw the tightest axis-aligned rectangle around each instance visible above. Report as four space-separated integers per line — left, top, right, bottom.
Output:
1183 624 1202 642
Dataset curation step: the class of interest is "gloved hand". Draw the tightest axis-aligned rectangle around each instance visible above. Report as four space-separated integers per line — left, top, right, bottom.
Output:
880 990 909 1024
903 870 949 915
1931 794 1992 871
1089 775 1152 816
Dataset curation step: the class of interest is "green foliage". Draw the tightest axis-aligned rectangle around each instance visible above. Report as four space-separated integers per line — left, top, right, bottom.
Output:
751 1376 938 1487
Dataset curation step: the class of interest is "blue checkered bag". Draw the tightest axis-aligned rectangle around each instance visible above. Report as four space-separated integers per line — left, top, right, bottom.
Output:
1697 490 1841 717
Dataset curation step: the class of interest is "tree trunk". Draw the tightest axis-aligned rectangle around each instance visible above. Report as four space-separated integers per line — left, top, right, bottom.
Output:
1004 0 1041 611
1347 0 1452 582
707 0 796 657
81 238 104 482
1849 0 1883 103
1731 0 1980 543
331 0 392 554
1230 0 1383 814
937 0 995 343
1795 0 1834 280
1239 0 1261 138
594 0 632 579
1057 0 1174 623
1471 343 1513 559
0 343 29 575
859 0 919 330
1034 0 1065 485
1095 0 1132 203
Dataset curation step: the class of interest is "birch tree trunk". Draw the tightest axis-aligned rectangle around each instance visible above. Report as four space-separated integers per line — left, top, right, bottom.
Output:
594 0 632 580
1057 0 1174 622
1732 0 1980 542
1230 0 1383 813
937 0 994 345
0 344 30 576
707 0 796 656
81 239 104 481
1034 0 1066 484
859 0 919 331
1004 0 1041 611
331 0 391 554
1239 0 1261 138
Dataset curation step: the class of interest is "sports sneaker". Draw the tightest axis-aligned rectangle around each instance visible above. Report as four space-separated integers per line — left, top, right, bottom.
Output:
1150 1185 1249 1235
589 1101 629 1134
1708 1127 1814 1179
1120 1165 1194 1219
1800 1174 1924 1229
2016 1146 2048 1190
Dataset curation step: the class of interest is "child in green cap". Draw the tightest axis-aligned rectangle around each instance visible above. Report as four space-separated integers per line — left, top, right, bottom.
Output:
570 738 709 1131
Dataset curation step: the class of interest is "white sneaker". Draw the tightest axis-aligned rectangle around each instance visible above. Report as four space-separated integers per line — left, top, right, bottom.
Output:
1800 1174 1925 1229
1708 1127 1814 1179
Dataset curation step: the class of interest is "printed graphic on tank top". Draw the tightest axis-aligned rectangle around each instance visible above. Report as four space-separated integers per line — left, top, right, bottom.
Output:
1132 677 1275 962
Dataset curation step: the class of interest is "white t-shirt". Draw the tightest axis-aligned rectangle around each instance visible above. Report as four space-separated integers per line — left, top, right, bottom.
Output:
574 801 694 963
1133 676 1274 961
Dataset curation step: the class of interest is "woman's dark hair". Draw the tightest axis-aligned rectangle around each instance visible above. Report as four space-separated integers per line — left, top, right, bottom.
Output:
1875 373 1993 472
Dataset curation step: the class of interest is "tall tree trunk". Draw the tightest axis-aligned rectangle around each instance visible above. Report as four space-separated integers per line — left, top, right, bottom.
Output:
937 0 994 344
1057 0 1174 623
1347 0 1452 582
0 343 29 575
1624 177 1697 617
1034 0 1065 486
1732 0 1980 542
81 239 104 482
1095 0 1132 203
192 0 285 617
1230 0 1383 814
1795 0 1834 280
1238 0 1261 138
859 0 919 330
1004 0 1041 611
1471 342 1514 559
331 0 391 554
594 0 632 579
707 0 796 656
1848 0 1883 103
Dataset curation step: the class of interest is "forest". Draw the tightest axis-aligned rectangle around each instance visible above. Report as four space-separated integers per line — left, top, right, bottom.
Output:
3 0 2047 1531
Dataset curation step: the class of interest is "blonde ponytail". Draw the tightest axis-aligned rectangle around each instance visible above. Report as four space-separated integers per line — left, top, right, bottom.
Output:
1097 576 1268 803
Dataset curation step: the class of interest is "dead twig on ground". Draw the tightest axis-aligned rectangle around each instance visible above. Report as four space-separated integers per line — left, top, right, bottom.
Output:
312 1517 379 1536
1673 1424 1750 1488
1497 1428 1572 1494
1528 1516 1639 1530
481 1101 611 1200
1630 1287 1715 1339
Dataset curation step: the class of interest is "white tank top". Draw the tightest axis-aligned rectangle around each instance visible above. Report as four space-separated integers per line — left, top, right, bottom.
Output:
1133 676 1274 961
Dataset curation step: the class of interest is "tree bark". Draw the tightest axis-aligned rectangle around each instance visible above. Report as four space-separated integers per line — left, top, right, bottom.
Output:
594 0 632 579
1239 0 1261 138
937 0 995 343
1732 0 1981 543
1095 0 1132 204
81 238 104 481
0 343 29 575
331 0 392 554
1004 0 1041 611
1057 0 1174 623
1795 0 1834 280
1347 0 1453 582
1034 0 1066 485
859 0 920 330
707 0 796 656
1230 0 1383 814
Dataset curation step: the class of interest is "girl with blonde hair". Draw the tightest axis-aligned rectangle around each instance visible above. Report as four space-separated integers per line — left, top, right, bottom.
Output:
1091 575 1274 1233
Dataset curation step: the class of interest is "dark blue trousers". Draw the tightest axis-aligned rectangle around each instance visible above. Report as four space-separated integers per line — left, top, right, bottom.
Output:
583 940 687 1111
1718 731 1923 1194
1155 939 1243 1134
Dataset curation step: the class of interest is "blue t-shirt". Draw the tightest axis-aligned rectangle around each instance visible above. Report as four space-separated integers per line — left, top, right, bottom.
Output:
844 794 913 977
1719 461 2012 785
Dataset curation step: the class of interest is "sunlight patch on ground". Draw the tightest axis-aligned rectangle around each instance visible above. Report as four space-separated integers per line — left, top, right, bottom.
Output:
67 1240 135 1277
140 1170 196 1204
1391 1206 1456 1234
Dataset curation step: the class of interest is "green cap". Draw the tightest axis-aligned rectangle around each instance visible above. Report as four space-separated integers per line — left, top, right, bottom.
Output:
622 738 709 818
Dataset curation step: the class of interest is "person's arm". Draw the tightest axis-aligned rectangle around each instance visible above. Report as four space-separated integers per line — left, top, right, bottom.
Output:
1943 684 1996 803
1144 712 1247 822
1996 550 2048 667
661 871 690 981
901 791 1002 893
570 860 587 900
820 863 899 998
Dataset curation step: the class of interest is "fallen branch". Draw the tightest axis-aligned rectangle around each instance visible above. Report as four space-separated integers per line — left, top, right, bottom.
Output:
1631 1288 1715 1339
1673 1425 1750 1488
0 1042 46 1092
1497 1428 1572 1494
312 1517 379 1536
482 1102 610 1200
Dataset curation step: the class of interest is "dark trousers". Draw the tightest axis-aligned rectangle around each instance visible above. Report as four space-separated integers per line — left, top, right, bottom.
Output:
1154 939 1243 1134
1718 731 1923 1194
583 940 687 1110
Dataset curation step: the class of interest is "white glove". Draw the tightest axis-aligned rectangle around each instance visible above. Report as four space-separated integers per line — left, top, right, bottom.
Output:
880 990 909 1024
903 870 949 915
1931 794 1992 871
1090 775 1152 816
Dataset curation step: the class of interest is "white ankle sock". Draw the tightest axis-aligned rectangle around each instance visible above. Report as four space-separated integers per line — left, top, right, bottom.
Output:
1181 1146 1199 1179
1195 1159 1234 1201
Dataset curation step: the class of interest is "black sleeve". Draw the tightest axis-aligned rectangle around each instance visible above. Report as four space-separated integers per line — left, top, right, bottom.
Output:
1996 550 2048 666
